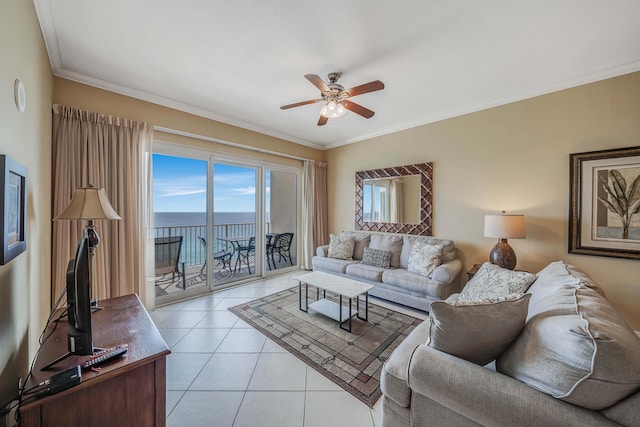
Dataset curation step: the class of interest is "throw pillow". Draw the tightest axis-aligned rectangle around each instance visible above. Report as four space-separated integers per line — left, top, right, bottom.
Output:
459 262 535 302
497 261 640 410
407 241 443 277
361 247 393 268
327 233 355 260
427 293 531 366
339 231 371 260
369 233 403 267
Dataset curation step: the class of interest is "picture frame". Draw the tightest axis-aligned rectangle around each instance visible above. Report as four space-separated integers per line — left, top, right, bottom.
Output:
569 146 640 260
0 155 27 264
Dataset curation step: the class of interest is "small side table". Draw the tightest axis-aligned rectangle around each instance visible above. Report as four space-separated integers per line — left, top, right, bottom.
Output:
466 264 482 280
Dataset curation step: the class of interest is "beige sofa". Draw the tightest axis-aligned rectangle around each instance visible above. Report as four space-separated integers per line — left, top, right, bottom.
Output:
380 261 640 426
312 231 463 311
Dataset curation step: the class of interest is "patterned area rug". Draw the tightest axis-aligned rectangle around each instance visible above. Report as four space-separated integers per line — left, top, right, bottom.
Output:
228 287 423 406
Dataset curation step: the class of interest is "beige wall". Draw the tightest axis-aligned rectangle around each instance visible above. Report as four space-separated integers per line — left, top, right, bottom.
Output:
326 72 640 330
54 78 325 163
0 0 53 409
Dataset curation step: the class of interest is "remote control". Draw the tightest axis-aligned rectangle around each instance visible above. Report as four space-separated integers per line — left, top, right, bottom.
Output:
82 345 128 369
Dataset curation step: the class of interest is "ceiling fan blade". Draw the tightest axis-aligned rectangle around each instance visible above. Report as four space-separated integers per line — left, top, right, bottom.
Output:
280 99 323 110
317 116 328 126
344 80 385 97
305 74 329 92
343 101 375 118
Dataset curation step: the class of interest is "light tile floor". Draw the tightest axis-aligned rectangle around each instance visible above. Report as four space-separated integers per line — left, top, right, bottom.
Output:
151 272 427 427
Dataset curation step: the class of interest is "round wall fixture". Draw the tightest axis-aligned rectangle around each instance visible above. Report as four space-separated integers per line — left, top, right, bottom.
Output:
14 79 26 112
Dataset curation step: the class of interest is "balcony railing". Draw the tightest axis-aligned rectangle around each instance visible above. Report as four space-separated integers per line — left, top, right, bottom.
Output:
154 222 269 267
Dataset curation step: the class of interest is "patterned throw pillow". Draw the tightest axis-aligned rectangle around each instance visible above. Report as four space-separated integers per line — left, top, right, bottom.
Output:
459 262 535 302
427 293 532 366
361 247 393 268
407 241 443 277
327 233 355 260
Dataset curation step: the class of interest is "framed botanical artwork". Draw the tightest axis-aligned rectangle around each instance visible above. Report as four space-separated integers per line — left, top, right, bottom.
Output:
0 155 27 264
569 146 640 260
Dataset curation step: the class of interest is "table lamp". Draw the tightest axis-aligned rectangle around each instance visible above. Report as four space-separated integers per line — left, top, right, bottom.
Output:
54 186 121 303
484 211 525 270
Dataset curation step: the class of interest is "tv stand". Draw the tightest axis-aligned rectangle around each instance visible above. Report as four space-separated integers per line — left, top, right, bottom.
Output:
20 294 170 427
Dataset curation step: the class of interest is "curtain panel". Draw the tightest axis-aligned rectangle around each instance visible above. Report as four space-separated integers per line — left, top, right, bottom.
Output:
301 160 328 269
52 105 153 306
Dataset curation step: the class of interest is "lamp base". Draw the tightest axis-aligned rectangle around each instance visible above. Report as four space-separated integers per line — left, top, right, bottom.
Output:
489 238 517 270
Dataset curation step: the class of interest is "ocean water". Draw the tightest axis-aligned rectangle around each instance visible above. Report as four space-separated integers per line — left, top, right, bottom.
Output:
155 212 258 227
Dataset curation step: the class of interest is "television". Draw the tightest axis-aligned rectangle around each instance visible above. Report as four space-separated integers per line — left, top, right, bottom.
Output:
42 236 94 369
66 236 93 355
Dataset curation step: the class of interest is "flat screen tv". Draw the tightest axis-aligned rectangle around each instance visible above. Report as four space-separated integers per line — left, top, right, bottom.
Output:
66 236 93 355
42 236 94 369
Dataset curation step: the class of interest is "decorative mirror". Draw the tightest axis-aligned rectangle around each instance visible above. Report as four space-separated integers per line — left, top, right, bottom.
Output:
355 163 433 235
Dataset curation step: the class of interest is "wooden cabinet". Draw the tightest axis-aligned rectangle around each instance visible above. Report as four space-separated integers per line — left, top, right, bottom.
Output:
20 294 170 427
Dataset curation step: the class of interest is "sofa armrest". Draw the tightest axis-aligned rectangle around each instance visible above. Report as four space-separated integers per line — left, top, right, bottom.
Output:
407 345 615 427
431 258 462 284
316 245 329 257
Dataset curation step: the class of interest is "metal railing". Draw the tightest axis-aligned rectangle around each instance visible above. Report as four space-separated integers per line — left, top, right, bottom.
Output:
154 222 269 267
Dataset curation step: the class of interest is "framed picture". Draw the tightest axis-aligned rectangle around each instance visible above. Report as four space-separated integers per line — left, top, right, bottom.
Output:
0 155 27 264
569 146 640 260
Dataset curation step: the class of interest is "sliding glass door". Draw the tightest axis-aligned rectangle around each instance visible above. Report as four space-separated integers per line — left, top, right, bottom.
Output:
211 162 259 284
153 143 300 305
264 166 300 275
153 152 209 304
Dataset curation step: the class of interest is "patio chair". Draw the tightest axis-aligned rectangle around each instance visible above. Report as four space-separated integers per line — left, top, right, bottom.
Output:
235 237 255 274
154 236 186 289
197 236 232 273
268 232 294 269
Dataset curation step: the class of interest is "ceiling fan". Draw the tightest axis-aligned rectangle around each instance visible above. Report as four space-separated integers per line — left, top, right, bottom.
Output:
280 72 385 126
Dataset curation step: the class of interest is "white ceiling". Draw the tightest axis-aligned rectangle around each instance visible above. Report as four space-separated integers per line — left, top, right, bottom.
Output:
34 0 640 150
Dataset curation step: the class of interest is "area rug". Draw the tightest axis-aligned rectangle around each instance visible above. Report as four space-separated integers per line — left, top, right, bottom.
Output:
228 287 423 406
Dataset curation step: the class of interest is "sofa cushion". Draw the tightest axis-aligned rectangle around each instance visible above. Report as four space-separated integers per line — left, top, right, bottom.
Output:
401 236 456 268
340 231 371 260
361 247 392 268
459 262 535 302
382 269 450 300
407 242 442 277
369 233 403 268
312 255 359 274
381 318 431 407
345 263 386 283
427 293 531 366
327 233 355 260
497 261 640 410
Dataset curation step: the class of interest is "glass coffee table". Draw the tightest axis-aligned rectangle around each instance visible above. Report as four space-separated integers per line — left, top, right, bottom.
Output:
294 271 375 333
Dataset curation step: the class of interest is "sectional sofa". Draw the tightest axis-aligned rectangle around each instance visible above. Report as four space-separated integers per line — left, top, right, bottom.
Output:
380 261 640 426
312 230 462 311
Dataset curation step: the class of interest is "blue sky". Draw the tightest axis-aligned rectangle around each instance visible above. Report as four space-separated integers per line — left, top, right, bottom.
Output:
153 154 269 212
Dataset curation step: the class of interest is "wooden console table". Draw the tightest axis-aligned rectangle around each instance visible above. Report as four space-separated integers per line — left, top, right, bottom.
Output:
20 294 170 427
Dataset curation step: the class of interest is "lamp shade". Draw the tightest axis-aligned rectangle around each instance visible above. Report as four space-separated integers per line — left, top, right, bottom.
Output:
54 187 121 221
484 213 525 239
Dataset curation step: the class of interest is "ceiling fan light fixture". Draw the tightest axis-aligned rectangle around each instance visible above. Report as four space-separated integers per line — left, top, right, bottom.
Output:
320 100 347 119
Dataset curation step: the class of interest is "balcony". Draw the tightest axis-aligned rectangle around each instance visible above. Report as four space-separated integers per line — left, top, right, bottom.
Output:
154 222 295 297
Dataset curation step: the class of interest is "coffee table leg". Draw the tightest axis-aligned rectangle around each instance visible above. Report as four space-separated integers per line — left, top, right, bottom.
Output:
339 295 353 333
349 297 353 332
356 293 369 321
299 282 309 313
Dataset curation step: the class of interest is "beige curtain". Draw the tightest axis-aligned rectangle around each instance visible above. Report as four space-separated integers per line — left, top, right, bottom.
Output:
389 178 404 223
301 160 328 269
52 105 153 306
